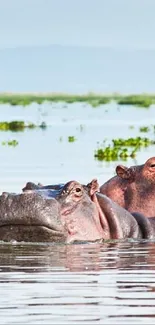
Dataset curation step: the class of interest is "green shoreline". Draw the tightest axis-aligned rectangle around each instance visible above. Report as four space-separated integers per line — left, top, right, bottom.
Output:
0 92 154 107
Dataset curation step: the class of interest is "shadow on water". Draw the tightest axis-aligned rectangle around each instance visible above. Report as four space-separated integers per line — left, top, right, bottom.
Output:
0 240 155 324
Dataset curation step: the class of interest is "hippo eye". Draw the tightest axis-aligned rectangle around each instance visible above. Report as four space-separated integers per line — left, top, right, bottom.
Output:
75 187 81 193
150 164 155 168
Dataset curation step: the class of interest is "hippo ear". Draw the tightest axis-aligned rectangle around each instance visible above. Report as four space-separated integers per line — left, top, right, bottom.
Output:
87 179 100 196
22 182 32 192
22 182 40 192
116 165 131 179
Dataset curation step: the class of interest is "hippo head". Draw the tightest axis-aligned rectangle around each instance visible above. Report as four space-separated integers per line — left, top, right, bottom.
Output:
116 156 155 185
57 179 145 242
116 157 155 216
100 157 155 217
57 180 110 243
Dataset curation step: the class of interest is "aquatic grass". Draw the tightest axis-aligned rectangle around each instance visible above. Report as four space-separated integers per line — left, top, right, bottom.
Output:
0 92 155 107
117 95 153 108
2 139 18 147
0 93 111 107
112 137 154 147
0 121 25 131
94 136 155 161
0 121 47 131
139 126 150 133
94 146 137 161
68 136 76 142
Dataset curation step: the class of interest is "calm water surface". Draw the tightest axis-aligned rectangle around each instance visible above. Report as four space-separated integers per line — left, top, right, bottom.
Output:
0 241 155 324
0 101 155 192
0 102 155 324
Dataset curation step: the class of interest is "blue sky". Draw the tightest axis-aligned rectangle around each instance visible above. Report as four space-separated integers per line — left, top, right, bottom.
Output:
0 0 155 49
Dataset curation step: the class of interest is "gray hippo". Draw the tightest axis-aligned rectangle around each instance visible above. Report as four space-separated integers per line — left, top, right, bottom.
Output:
100 157 155 218
22 182 64 198
0 179 154 243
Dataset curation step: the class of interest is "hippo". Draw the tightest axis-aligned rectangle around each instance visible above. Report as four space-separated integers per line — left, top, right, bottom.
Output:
0 179 154 243
0 182 106 243
100 157 155 218
22 181 64 198
86 179 155 240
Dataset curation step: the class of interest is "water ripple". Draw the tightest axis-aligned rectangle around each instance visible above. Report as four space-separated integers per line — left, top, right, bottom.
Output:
0 241 154 324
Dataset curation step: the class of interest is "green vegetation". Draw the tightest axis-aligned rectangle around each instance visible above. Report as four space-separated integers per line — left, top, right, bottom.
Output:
2 139 18 147
68 136 76 142
0 121 47 131
139 126 150 133
112 137 154 147
94 146 137 161
0 93 111 107
94 136 155 161
117 95 153 108
0 92 155 107
138 125 155 133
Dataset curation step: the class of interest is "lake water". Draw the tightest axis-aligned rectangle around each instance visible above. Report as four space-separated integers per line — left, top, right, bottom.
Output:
0 101 155 193
1 241 155 324
0 102 155 324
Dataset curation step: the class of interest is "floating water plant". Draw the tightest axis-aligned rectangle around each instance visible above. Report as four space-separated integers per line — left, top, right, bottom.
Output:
94 146 137 161
139 126 150 133
0 121 47 131
94 136 155 161
68 136 76 142
39 122 47 129
112 137 154 147
117 95 152 108
2 139 18 147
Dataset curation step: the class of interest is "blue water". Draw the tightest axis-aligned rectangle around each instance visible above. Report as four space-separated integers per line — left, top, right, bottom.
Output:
0 101 154 193
0 241 155 325
0 101 155 324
